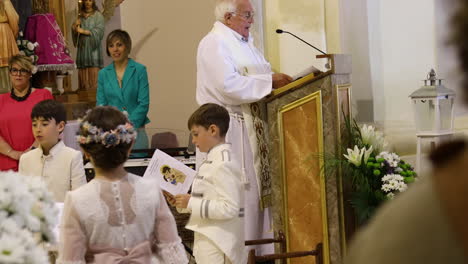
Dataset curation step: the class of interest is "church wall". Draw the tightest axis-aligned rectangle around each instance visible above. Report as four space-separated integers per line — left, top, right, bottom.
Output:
264 0 329 76
340 0 375 123
378 0 437 125
119 1 216 146
340 0 468 166
324 0 342 54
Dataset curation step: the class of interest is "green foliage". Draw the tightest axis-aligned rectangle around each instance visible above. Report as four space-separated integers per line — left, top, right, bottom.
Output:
319 110 416 224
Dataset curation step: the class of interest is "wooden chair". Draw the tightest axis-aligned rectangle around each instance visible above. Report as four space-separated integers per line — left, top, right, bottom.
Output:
245 231 323 264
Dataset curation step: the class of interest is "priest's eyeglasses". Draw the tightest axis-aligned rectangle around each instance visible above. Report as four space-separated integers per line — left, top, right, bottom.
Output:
9 68 31 76
232 11 255 20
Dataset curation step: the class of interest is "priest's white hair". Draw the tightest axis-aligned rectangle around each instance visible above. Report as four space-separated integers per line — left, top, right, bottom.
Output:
214 0 237 22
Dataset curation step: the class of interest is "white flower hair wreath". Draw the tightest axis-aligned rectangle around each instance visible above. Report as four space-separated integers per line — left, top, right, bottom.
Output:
76 120 137 148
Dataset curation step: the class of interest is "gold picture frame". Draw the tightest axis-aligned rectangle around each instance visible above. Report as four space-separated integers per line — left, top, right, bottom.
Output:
334 83 352 254
278 90 330 264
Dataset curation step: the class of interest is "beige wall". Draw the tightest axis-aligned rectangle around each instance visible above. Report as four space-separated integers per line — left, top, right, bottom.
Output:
264 0 337 75
119 1 216 146
325 0 342 54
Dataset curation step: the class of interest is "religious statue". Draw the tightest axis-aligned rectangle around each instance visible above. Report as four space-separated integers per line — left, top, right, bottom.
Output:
31 0 48 14
0 0 19 94
71 0 123 91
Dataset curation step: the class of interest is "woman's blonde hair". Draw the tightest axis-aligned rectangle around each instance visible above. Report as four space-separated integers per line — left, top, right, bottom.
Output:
9 55 34 72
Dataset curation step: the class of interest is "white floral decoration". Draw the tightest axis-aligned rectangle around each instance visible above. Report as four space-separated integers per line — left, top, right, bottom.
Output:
0 171 58 264
377 151 401 168
31 66 38 74
381 173 408 199
360 124 389 153
27 42 35 51
343 145 373 167
76 121 137 148
344 145 364 166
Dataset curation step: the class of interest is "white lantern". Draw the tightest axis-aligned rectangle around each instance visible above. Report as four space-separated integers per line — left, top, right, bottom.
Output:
409 69 456 135
410 69 456 174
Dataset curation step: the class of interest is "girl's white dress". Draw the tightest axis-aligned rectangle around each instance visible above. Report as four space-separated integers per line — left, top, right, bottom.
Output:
57 173 188 264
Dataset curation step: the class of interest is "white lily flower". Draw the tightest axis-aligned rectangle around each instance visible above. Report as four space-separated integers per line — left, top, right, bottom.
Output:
363 145 373 164
360 124 389 153
344 145 364 166
360 124 375 145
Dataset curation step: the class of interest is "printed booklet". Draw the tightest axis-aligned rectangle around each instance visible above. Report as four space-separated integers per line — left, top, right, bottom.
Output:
143 149 196 195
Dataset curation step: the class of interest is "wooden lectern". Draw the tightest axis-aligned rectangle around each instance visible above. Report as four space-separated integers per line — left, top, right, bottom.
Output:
261 54 352 264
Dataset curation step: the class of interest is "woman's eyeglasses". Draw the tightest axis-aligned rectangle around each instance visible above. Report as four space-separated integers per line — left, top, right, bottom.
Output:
9 68 31 76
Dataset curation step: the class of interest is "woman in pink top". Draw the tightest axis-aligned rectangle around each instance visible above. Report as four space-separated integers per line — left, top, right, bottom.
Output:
0 55 53 171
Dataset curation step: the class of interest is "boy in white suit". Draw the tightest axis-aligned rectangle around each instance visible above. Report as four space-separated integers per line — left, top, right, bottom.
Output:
19 100 87 202
167 103 246 264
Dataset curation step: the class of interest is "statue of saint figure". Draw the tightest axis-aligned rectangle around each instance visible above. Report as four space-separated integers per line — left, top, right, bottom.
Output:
31 0 48 14
72 0 123 91
0 0 19 94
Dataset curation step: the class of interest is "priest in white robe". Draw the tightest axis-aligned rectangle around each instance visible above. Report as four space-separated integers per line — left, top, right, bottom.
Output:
196 0 293 255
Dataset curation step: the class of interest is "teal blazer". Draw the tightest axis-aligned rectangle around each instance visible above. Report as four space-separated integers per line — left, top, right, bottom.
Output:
97 59 150 128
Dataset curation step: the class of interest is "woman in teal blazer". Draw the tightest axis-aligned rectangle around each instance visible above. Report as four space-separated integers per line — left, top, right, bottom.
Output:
97 29 150 150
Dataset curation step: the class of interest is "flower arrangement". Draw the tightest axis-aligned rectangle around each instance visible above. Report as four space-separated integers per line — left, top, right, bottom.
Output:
0 171 59 264
76 121 137 148
16 31 39 68
325 118 417 223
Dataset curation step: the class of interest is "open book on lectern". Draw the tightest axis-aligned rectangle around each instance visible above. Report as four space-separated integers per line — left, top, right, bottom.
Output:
291 64 322 80
143 150 196 195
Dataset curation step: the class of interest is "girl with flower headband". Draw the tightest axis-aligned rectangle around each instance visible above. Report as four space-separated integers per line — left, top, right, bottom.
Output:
57 106 188 264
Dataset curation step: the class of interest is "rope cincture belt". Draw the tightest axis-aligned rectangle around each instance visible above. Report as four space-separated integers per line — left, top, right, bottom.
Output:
229 112 249 186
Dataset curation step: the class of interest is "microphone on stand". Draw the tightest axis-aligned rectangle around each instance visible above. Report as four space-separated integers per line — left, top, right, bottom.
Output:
276 29 330 69
276 29 327 55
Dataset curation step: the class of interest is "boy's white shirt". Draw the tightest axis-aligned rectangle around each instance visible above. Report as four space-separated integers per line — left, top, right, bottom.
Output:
19 140 87 202
184 143 247 264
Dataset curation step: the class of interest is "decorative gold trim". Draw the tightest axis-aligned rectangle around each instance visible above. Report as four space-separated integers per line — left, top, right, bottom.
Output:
266 71 333 102
278 91 330 264
272 73 316 97
334 84 352 256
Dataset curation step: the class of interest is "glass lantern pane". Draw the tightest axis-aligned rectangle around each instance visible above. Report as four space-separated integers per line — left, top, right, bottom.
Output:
413 99 435 131
439 97 454 130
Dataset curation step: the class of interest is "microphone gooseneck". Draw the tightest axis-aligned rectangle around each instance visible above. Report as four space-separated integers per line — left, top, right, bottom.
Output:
275 28 327 55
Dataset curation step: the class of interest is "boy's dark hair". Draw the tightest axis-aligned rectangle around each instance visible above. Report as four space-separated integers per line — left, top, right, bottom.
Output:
79 106 132 170
106 29 132 56
31 99 67 124
187 103 230 137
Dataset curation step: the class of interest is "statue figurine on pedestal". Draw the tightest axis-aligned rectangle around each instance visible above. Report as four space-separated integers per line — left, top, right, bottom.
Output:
0 0 19 94
31 0 48 14
71 0 123 91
